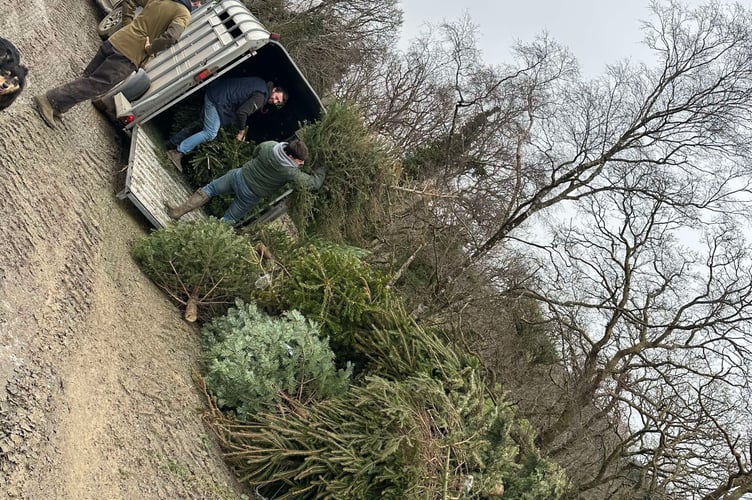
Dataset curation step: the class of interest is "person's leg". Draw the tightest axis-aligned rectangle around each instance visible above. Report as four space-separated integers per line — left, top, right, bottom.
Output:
220 169 260 223
166 168 235 220
168 162 244 220
201 167 241 198
176 99 221 153
170 119 201 146
46 41 136 114
81 41 111 78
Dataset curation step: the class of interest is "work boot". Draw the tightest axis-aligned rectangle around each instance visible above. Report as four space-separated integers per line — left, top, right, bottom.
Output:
34 93 56 129
167 189 209 220
167 149 184 171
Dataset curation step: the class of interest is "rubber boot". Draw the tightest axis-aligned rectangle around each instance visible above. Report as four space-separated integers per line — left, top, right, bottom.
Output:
167 189 209 220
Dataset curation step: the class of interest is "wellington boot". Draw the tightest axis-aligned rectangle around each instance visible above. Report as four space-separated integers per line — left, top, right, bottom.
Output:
167 189 209 220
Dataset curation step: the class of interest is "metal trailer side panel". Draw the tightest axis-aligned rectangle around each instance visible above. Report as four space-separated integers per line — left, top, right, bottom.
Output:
125 0 270 125
118 123 206 228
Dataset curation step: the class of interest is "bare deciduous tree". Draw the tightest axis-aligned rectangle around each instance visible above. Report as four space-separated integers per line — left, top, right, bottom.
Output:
391 2 752 299
243 0 403 93
512 178 752 498
364 2 752 497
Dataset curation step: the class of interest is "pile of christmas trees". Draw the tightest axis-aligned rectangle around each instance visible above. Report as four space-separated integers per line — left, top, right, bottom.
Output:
131 102 567 498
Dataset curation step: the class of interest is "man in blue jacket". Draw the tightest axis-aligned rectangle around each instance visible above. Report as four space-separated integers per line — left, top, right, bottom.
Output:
167 76 287 168
166 138 326 223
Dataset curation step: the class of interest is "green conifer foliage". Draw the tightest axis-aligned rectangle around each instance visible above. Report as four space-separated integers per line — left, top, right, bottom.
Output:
193 238 567 496
294 102 399 242
259 240 399 367
202 301 351 419
131 219 261 320
211 319 567 499
241 223 299 263
354 322 568 498
187 129 255 188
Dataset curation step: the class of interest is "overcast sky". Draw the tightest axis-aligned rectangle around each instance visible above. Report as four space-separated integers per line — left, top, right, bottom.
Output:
397 0 715 77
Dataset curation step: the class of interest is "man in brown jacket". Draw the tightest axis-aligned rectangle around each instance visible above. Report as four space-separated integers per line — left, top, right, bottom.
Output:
121 0 149 26
34 0 200 128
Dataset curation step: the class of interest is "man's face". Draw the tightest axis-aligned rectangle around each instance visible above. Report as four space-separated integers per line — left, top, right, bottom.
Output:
269 90 285 106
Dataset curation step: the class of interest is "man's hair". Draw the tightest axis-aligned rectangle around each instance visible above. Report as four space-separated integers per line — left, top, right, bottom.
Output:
285 138 308 162
272 85 288 105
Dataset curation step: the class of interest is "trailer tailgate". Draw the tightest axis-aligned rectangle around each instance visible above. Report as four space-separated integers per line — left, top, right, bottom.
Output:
118 123 206 228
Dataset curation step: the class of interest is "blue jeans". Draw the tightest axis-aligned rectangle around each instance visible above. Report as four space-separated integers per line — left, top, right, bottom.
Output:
202 168 260 223
173 97 220 154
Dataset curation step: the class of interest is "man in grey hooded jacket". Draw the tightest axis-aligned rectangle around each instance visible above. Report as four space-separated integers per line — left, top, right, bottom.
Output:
167 138 326 223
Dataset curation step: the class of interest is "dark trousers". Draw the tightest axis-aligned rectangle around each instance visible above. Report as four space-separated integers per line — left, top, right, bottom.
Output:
46 40 136 113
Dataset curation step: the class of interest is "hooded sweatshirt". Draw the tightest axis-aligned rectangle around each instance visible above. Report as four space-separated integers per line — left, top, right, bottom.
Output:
241 141 326 198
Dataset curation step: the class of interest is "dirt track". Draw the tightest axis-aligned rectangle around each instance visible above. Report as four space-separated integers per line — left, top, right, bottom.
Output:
0 2 244 498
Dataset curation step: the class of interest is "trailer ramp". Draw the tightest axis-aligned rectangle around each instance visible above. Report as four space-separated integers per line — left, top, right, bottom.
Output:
117 123 206 228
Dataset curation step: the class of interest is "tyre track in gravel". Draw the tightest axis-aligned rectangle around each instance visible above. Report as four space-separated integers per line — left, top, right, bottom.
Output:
0 35 113 496
0 1 245 498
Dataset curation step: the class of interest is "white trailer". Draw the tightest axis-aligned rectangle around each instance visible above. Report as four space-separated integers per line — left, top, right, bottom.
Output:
100 0 324 228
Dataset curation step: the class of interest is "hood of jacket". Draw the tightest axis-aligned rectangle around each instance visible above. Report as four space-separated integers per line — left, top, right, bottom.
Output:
273 142 298 169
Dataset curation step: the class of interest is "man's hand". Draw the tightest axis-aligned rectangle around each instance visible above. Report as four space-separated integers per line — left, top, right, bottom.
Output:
144 36 151 52
236 129 247 142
